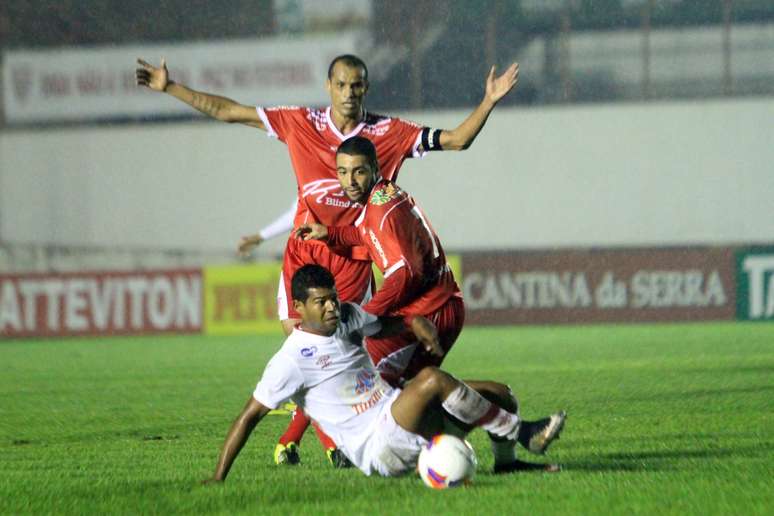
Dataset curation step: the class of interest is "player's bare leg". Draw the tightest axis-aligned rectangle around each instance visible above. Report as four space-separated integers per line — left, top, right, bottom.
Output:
392 369 563 473
391 367 521 438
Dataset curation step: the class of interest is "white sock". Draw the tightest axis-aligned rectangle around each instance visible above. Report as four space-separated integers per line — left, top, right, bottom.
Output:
441 384 520 440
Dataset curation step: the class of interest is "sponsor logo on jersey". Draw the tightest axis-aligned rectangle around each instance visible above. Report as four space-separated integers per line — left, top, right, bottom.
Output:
301 179 361 210
316 354 332 369
368 229 389 268
300 346 317 357
351 388 384 415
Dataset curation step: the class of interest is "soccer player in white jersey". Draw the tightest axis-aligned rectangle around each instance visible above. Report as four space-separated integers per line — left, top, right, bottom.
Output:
203 265 566 482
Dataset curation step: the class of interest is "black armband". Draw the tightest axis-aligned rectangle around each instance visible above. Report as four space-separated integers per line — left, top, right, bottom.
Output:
421 127 444 151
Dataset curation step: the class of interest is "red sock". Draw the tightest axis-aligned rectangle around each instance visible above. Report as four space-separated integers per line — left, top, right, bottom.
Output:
312 421 337 450
278 409 311 446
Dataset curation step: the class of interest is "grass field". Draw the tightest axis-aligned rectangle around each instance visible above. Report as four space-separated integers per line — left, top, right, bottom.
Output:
1 322 773 515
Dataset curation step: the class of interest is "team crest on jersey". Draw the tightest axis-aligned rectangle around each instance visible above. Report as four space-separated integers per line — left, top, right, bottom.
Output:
354 370 376 395
370 184 399 206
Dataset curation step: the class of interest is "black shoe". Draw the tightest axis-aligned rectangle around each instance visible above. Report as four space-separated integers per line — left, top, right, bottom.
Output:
518 411 567 455
327 448 353 469
494 459 561 474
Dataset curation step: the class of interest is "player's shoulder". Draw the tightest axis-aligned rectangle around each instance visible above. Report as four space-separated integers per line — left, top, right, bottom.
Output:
263 105 306 114
264 105 328 132
367 180 407 210
361 112 423 137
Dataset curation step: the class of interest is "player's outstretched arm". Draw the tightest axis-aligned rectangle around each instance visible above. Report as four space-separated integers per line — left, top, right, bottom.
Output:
203 396 270 484
239 200 298 257
435 63 519 151
136 58 265 129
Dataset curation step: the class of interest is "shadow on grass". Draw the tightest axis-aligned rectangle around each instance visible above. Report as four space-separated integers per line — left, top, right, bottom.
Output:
571 430 766 448
589 384 774 405
564 442 773 472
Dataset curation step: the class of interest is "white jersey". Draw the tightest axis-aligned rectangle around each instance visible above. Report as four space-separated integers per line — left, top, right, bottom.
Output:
253 302 395 473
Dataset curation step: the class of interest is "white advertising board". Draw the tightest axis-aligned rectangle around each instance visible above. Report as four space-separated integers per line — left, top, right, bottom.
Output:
2 32 360 123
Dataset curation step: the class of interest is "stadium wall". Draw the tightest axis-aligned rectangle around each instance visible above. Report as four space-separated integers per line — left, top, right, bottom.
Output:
3 245 774 337
0 97 772 257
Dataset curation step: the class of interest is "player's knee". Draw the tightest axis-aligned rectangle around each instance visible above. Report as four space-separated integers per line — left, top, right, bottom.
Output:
414 366 445 395
480 381 519 413
499 383 519 414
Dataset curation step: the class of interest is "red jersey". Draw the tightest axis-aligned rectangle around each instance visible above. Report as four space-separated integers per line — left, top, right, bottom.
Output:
257 105 425 230
327 179 461 317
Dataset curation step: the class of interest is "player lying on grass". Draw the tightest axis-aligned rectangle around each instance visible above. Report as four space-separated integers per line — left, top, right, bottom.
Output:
203 265 565 482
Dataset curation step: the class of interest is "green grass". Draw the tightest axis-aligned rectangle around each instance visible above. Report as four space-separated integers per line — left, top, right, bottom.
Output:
1 322 773 515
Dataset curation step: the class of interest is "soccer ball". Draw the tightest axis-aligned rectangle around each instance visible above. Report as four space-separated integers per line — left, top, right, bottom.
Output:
417 434 477 489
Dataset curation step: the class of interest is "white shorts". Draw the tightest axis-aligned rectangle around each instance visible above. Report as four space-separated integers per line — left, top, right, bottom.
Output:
362 389 428 477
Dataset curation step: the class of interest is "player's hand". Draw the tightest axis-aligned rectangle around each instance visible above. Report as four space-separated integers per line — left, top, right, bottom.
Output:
295 223 328 241
136 58 170 92
238 234 264 257
410 316 443 358
485 63 519 105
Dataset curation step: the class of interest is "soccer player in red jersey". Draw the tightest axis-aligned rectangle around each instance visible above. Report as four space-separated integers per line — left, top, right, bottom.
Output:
297 136 462 385
296 138 568 472
136 54 519 466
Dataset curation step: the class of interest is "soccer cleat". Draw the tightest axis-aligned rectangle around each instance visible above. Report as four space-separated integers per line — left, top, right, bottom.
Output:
519 411 567 455
274 442 301 465
493 459 561 474
326 448 353 469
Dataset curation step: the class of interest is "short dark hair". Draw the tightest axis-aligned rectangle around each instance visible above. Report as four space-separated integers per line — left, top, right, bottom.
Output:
337 136 378 170
327 54 369 81
291 264 335 302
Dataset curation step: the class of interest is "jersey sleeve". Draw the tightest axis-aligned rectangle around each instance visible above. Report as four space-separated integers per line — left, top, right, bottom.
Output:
258 199 297 240
339 302 382 337
394 117 427 159
368 202 413 277
255 106 305 143
327 225 362 248
252 352 304 409
362 201 430 314
362 266 418 316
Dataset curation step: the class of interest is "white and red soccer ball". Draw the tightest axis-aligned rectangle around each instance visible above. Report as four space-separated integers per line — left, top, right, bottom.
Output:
417 434 477 489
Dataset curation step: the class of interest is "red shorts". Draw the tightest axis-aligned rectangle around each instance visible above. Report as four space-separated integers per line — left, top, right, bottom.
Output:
365 295 465 386
277 237 372 320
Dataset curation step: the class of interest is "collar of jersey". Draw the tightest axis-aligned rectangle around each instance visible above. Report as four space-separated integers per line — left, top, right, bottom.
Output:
292 325 337 342
326 106 367 141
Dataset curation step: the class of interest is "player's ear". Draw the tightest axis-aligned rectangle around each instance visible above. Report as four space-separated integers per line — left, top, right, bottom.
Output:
293 299 306 317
